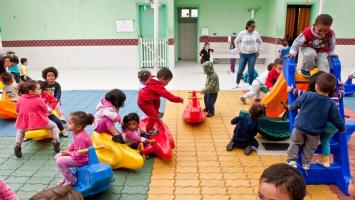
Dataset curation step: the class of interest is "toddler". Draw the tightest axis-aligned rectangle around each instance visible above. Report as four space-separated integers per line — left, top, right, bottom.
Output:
202 61 219 117
265 58 283 90
8 55 20 83
199 42 214 64
229 42 237 73
1 72 18 101
30 185 83 200
20 58 30 81
278 39 290 59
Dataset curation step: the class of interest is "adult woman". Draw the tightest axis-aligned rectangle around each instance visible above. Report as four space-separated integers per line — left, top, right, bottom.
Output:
234 20 263 88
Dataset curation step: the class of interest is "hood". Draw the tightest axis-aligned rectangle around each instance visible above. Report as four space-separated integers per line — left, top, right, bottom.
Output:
145 76 162 87
96 98 114 111
202 61 215 75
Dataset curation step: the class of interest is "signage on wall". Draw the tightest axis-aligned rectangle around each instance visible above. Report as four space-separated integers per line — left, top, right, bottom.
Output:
202 27 209 36
116 20 134 33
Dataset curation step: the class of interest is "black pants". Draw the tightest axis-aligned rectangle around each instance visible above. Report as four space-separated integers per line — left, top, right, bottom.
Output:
204 93 218 113
10 72 21 83
48 114 64 131
20 75 31 81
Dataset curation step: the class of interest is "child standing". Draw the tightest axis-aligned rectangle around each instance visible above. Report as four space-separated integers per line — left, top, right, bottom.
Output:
8 55 20 83
20 58 30 81
14 80 60 158
201 61 219 117
287 73 345 169
199 42 214 64
1 72 18 102
55 111 93 186
240 63 273 104
289 14 335 77
226 103 264 155
265 58 283 90
229 42 237 73
138 68 183 134
278 39 290 59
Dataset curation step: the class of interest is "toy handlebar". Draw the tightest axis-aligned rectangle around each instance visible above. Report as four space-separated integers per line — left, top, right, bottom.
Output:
78 145 104 154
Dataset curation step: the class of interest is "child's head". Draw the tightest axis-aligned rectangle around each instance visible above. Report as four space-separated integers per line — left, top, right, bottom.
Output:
67 111 94 132
308 71 325 92
10 55 19 66
29 185 84 200
38 80 47 92
20 58 28 65
267 63 274 71
1 72 14 85
42 66 58 84
282 39 289 47
249 103 264 119
245 19 256 32
202 61 215 75
314 14 333 37
157 67 173 86
204 42 210 49
259 163 306 200
18 80 41 96
122 112 140 130
6 51 15 56
348 179 355 199
274 58 283 74
105 89 126 109
316 72 336 95
138 69 151 84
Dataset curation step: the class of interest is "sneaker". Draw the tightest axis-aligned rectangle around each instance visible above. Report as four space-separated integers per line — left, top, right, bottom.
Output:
207 112 214 117
227 70 233 74
14 144 22 158
233 84 239 89
287 161 297 168
112 134 125 144
244 145 252 155
147 129 159 135
226 141 235 151
240 97 247 104
203 108 208 112
52 140 60 153
300 69 311 77
251 146 258 151
302 164 310 170
158 112 164 118
248 85 252 90
60 131 68 138
60 117 67 124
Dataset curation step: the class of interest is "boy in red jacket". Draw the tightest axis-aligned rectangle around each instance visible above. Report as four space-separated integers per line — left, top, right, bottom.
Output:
265 58 283 90
138 68 184 134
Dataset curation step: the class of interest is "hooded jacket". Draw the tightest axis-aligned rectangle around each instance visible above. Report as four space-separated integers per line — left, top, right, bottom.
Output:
202 61 220 93
92 98 121 130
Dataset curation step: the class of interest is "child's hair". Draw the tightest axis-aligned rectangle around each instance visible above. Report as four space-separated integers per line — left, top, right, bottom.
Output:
260 163 306 200
138 69 151 83
1 72 14 85
157 67 173 80
20 58 28 65
6 51 15 55
308 71 325 92
38 80 46 91
267 63 274 71
10 55 19 65
274 58 283 66
315 14 333 26
29 185 84 200
204 42 210 47
105 89 126 109
18 80 38 95
42 66 59 79
282 38 289 46
249 103 264 119
316 72 336 94
230 41 236 49
245 20 255 29
0 55 11 74
122 112 140 130
69 111 95 129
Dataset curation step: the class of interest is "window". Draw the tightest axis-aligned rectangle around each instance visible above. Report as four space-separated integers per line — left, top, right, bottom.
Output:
191 9 198 18
180 8 198 18
181 9 190 18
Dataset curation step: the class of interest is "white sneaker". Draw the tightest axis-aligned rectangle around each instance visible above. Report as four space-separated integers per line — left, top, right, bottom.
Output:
287 161 297 168
248 85 252 90
233 84 239 89
302 164 310 170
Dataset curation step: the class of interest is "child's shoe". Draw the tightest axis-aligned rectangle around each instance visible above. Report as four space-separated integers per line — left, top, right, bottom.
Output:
112 134 124 144
207 112 214 117
60 117 67 124
302 163 310 170
244 145 252 155
203 108 208 112
158 112 164 118
287 160 297 168
14 144 22 158
320 156 331 168
226 141 235 151
52 140 60 153
147 129 159 135
233 84 239 89
59 130 68 137
300 69 311 77
240 97 247 104
63 177 77 186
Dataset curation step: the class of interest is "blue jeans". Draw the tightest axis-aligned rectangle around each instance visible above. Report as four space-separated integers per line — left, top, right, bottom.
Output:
236 53 257 85
204 93 218 113
49 114 64 131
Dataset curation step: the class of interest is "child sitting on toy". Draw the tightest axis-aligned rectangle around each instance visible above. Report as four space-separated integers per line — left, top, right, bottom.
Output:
55 111 93 186
121 112 156 148
20 58 30 81
265 58 283 91
226 103 264 155
258 163 306 200
288 14 336 77
200 42 214 64
278 39 290 59
1 72 18 102
138 68 184 135
0 179 18 200
30 185 83 200
14 80 60 158
240 63 273 104
201 61 219 117
287 73 346 170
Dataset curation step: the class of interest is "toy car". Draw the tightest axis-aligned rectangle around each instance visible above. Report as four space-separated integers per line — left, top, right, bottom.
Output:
183 91 206 124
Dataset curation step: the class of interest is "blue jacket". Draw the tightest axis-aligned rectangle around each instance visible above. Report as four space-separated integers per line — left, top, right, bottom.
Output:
231 115 258 142
289 91 345 135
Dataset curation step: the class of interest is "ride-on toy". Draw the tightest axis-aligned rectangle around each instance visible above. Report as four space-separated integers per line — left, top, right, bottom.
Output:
91 132 144 170
72 146 114 197
24 110 61 141
344 73 355 96
0 90 17 120
183 91 206 124
139 117 175 161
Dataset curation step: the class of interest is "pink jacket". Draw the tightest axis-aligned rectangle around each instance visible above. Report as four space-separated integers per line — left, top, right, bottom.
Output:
122 128 147 146
92 99 121 130
67 130 93 166
15 94 49 130
0 179 18 200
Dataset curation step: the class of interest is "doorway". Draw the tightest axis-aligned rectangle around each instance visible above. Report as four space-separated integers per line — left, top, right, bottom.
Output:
284 5 311 45
178 8 198 61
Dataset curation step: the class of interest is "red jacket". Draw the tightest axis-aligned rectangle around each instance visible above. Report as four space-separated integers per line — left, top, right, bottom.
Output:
138 77 183 104
41 91 58 110
302 26 334 53
265 68 280 89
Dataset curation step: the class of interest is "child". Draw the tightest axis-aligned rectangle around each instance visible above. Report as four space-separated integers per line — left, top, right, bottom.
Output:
289 14 335 77
55 111 93 186
199 42 214 64
258 163 306 200
287 71 344 167
265 58 283 90
20 58 30 81
349 179 355 200
201 61 219 117
287 73 346 169
278 39 290 59
1 72 18 102
0 179 18 200
8 55 20 83
14 80 60 158
240 63 273 104
229 42 237 73
121 113 156 148
93 89 126 136
30 185 83 200
138 68 183 134
226 103 264 155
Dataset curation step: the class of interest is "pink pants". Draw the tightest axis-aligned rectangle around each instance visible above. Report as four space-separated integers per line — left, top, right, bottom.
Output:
94 117 114 135
15 120 59 145
55 154 81 185
55 104 64 118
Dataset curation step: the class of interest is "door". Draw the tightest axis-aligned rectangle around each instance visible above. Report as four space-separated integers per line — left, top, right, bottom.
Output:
285 5 311 45
178 8 198 61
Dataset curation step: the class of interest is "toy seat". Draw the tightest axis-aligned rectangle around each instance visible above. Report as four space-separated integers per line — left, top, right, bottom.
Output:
25 129 52 141
0 90 17 120
183 91 206 123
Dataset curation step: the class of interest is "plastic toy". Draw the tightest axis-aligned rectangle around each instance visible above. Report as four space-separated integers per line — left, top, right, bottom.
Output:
0 90 17 119
91 132 144 170
72 146 114 197
344 73 355 96
183 91 206 124
139 117 175 160
25 129 53 141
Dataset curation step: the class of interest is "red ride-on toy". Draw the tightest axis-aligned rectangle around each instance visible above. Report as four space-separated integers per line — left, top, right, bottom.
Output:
183 91 206 124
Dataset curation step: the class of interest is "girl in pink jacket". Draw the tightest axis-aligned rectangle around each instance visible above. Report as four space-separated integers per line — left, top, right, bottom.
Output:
0 179 18 200
122 113 155 148
14 80 60 158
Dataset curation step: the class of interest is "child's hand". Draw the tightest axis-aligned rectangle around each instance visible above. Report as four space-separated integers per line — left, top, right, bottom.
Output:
338 80 344 85
148 139 156 144
287 86 294 92
181 98 184 104
286 54 295 58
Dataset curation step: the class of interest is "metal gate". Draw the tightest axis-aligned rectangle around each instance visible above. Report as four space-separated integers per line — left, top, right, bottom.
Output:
139 38 168 68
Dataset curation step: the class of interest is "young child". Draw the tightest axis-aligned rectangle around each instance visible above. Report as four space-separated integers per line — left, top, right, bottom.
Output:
265 58 283 90
289 14 335 77
287 73 346 169
226 103 264 155
201 61 219 117
14 80 60 158
121 113 156 148
138 68 183 134
0 179 18 200
8 55 20 83
240 63 273 104
55 111 93 186
229 42 237 73
199 42 214 64
20 58 30 81
92 89 126 137
258 163 306 200
30 185 83 200
278 39 290 59
1 72 18 102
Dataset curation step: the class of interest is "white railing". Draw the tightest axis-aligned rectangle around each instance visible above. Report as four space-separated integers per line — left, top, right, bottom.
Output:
139 38 168 68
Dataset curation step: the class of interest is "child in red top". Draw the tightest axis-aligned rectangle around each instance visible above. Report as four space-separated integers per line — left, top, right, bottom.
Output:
138 68 184 134
14 80 60 158
55 111 93 186
265 58 283 90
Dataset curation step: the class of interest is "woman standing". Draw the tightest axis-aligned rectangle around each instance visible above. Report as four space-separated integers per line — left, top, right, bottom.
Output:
234 20 263 88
